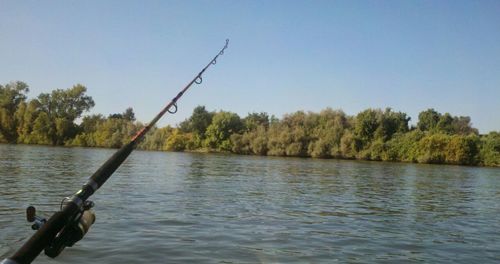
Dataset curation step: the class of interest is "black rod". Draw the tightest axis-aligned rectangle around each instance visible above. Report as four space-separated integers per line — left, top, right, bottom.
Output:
3 39 229 264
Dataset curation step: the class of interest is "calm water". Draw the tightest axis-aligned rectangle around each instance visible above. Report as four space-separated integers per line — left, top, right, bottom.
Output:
0 144 499 263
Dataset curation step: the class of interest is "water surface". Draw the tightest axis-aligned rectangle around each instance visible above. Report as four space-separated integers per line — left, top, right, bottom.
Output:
1 144 499 263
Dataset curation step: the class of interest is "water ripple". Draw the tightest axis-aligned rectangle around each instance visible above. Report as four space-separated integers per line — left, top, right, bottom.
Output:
0 145 499 263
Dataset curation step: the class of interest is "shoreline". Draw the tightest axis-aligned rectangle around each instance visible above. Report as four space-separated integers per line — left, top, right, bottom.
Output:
2 142 498 168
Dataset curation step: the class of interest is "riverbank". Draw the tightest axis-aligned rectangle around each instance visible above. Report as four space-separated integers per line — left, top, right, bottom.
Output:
2 141 499 168
1 83 498 167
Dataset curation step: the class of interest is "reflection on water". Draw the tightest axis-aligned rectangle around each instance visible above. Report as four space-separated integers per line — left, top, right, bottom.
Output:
1 144 499 263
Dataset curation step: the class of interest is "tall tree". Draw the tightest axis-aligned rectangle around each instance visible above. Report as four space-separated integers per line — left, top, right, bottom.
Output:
205 111 243 150
37 84 95 145
436 113 454 134
375 108 410 141
354 109 380 145
243 112 269 131
38 84 94 121
451 116 478 135
108 107 136 121
480 132 500 166
179 105 214 138
417 108 441 131
0 81 29 142
122 107 136 121
16 100 42 143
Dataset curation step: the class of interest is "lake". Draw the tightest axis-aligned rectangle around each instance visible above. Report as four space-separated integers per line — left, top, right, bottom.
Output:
0 144 499 263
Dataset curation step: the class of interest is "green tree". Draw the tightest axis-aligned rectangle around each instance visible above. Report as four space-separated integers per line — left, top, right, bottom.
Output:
123 107 136 121
368 139 385 161
243 112 269 131
80 114 105 134
451 116 478 135
308 109 348 158
436 113 454 134
340 130 357 159
230 133 247 154
179 105 214 138
29 112 53 145
267 122 287 156
384 130 424 162
231 125 268 155
108 107 136 121
417 108 441 132
164 129 190 151
139 126 173 150
354 109 380 147
445 134 480 165
92 118 138 148
480 132 500 166
249 125 268 155
417 109 479 135
266 111 312 157
38 84 94 121
14 101 27 140
66 114 105 146
16 100 43 144
205 111 243 150
37 84 95 144
374 108 410 141
417 133 450 164
0 81 29 142
1 82 498 167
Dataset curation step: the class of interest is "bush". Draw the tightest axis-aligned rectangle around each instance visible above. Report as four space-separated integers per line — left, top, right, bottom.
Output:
384 130 424 162
480 132 500 166
417 133 449 164
445 134 480 165
369 139 385 161
340 130 357 159
164 129 189 151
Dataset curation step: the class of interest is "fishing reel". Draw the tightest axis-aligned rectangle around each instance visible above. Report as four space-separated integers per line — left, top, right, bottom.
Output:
26 199 96 258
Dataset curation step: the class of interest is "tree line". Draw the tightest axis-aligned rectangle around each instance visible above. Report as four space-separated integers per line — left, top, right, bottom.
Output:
1 81 499 167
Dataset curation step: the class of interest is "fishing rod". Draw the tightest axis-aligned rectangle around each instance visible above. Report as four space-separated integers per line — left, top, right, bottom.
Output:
1 39 229 264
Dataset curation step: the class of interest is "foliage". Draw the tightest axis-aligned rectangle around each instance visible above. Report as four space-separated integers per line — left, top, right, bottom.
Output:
139 126 173 151
417 108 478 135
384 130 424 162
0 81 29 142
445 134 480 165
308 108 347 158
1 81 498 167
179 105 214 138
243 112 269 131
12 84 95 145
340 130 357 159
417 108 440 132
354 109 380 146
416 133 450 164
204 111 243 151
231 125 268 155
480 132 500 166
164 129 191 151
109 107 136 121
72 117 141 148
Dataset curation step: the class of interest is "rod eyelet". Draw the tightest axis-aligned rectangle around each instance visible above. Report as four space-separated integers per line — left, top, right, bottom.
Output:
167 103 178 114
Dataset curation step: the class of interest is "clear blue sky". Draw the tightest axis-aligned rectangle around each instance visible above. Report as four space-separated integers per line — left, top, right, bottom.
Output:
1 0 499 133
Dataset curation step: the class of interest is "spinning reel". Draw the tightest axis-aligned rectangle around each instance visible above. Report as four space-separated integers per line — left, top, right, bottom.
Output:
26 199 96 258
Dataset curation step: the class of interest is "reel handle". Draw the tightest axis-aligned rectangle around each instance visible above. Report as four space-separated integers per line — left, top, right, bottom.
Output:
26 206 46 230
